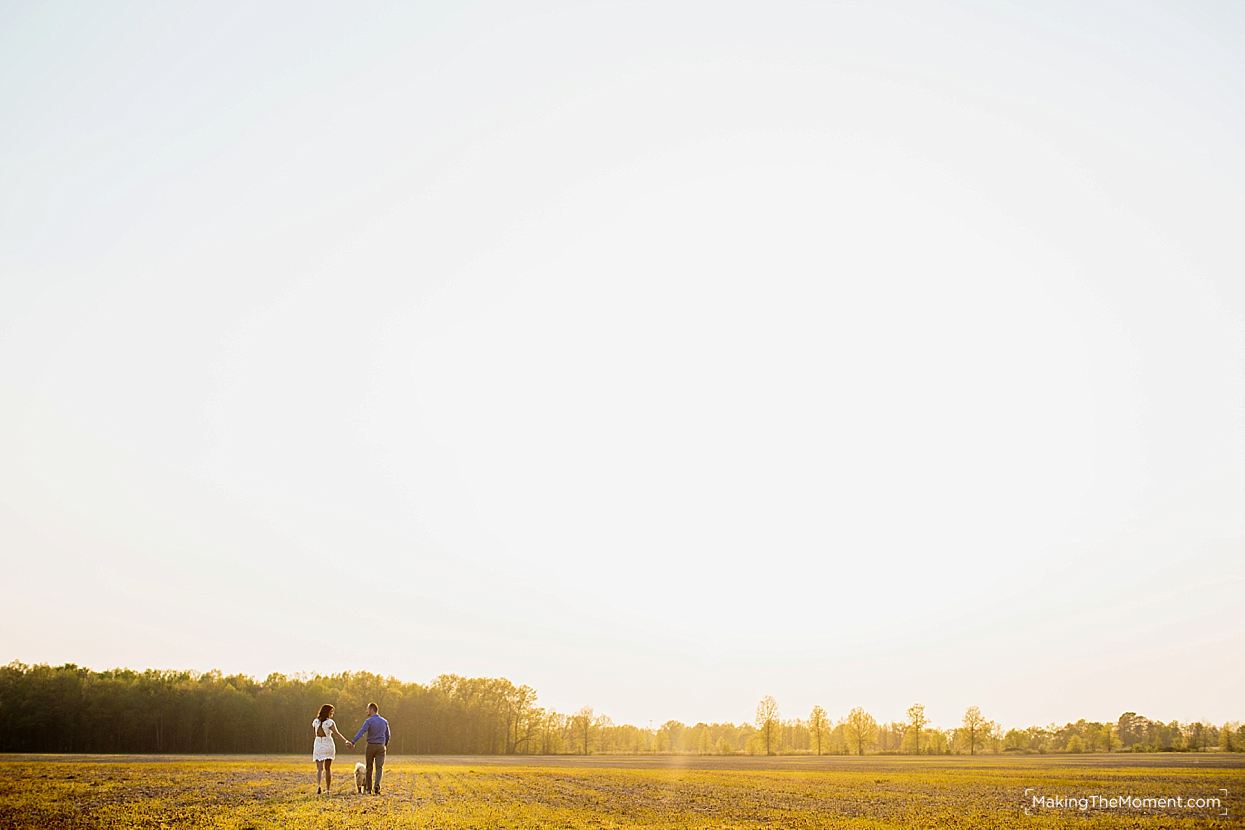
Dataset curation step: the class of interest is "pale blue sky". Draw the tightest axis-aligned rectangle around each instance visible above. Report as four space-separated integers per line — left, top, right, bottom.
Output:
1 1 1242 729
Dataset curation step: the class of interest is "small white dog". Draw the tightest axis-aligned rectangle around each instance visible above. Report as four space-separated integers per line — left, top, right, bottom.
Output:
354 762 367 794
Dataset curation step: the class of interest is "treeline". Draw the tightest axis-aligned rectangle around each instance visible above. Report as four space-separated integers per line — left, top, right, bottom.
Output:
0 663 1240 755
747 699 1244 756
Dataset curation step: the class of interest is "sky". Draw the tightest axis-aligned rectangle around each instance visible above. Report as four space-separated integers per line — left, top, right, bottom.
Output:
1 1 1243 730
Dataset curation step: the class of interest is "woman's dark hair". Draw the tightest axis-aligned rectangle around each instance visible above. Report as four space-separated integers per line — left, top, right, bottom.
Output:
317 704 334 735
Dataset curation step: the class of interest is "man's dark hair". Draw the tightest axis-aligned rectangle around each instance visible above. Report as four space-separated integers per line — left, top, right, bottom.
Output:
368 702 378 712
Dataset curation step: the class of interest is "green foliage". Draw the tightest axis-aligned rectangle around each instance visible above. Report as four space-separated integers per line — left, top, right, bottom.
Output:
0 663 1236 757
0 662 542 755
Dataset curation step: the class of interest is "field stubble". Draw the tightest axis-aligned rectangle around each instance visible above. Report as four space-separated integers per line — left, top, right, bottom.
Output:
0 753 1241 829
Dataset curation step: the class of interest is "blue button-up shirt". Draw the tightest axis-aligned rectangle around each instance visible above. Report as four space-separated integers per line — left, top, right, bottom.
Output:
353 714 390 745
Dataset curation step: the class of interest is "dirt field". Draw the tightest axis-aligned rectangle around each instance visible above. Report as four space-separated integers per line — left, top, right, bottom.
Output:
0 753 1240 828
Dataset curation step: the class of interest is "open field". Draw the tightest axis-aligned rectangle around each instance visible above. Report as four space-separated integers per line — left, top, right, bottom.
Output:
0 753 1241 828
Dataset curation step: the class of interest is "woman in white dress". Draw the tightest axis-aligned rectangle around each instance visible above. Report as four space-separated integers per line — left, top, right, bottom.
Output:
312 704 353 794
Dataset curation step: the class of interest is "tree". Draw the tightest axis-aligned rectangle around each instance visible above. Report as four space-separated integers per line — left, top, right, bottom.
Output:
843 707 877 756
504 684 539 754
571 707 596 754
1186 721 1208 752
659 720 685 753
1100 723 1115 753
961 706 988 755
755 696 779 755
906 703 927 755
808 706 829 756
1117 712 1138 749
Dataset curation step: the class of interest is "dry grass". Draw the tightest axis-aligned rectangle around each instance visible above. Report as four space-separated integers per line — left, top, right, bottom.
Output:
0 753 1240 828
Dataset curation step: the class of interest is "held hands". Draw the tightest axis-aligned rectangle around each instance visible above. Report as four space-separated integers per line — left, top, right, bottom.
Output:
346 741 353 749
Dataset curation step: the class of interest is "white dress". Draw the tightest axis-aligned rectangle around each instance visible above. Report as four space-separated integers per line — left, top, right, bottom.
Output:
312 718 337 762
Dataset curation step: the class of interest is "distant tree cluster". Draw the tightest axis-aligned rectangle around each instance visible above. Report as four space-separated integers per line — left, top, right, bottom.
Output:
0 664 1239 755
1001 711 1238 754
739 699 1244 756
0 663 553 755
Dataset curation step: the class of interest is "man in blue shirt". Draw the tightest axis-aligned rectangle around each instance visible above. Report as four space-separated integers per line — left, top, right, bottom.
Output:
351 702 391 794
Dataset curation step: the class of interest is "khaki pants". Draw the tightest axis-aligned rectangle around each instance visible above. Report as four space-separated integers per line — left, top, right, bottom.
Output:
365 743 386 791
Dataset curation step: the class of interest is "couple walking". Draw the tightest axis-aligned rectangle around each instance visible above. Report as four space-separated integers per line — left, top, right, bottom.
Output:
311 702 390 795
